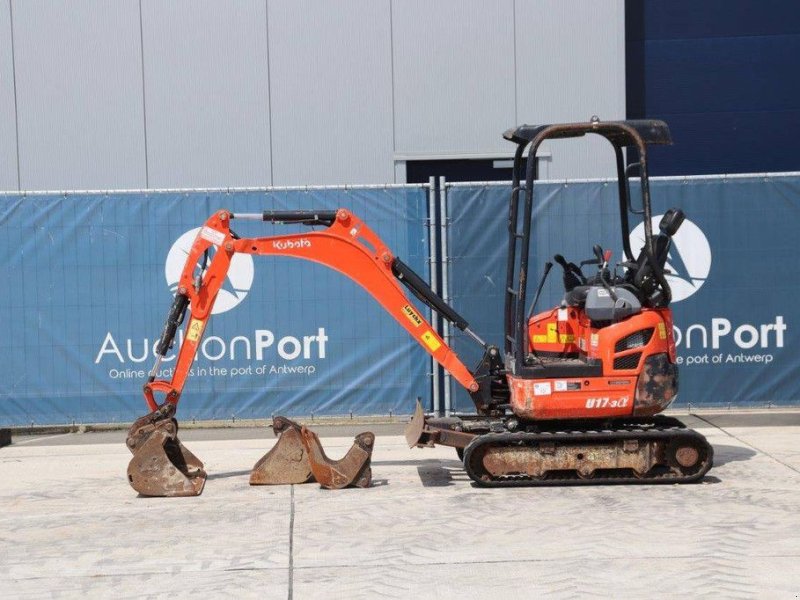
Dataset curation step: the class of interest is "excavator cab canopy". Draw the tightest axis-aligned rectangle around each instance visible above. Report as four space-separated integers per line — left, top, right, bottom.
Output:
503 119 673 148
502 118 675 375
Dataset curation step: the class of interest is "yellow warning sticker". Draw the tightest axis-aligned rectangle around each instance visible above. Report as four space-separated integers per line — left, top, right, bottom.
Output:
402 304 423 328
532 327 573 345
590 333 599 347
187 319 204 343
421 330 442 352
658 322 667 340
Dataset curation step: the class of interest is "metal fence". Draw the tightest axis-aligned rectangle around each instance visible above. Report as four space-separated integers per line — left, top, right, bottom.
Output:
443 172 800 413
0 184 434 425
1 172 799 425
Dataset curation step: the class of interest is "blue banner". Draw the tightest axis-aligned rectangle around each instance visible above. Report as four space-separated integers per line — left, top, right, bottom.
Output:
446 175 800 411
0 187 432 425
3 176 797 425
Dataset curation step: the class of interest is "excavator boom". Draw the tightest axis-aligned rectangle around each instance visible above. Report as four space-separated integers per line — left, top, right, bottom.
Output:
127 207 478 496
143 207 477 412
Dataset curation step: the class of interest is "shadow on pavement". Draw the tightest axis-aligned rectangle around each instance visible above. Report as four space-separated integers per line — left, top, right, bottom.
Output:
372 458 450 467
711 444 757 467
416 461 468 487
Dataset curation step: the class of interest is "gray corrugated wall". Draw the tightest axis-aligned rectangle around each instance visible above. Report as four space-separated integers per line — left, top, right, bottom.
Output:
0 0 624 191
516 0 626 179
0 1 18 190
141 0 273 188
12 0 147 190
268 0 395 184
393 0 516 155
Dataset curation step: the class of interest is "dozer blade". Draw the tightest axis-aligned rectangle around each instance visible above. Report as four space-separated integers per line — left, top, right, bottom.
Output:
126 418 206 497
404 399 430 447
250 416 314 485
300 426 374 489
404 400 477 453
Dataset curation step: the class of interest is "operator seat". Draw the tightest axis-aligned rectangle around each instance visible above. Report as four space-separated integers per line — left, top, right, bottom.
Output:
565 284 591 307
563 208 685 316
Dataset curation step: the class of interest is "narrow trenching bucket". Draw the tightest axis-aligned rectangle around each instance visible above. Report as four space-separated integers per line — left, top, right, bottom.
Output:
301 427 374 489
250 416 314 485
126 408 206 497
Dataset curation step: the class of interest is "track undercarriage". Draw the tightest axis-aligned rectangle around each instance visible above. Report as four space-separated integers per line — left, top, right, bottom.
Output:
406 402 713 487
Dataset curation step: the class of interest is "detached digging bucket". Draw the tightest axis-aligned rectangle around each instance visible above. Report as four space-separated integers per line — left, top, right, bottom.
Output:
301 427 374 489
251 416 375 489
250 417 314 485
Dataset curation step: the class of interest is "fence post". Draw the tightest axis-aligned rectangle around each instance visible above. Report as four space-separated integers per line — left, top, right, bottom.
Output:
439 176 452 416
428 176 441 416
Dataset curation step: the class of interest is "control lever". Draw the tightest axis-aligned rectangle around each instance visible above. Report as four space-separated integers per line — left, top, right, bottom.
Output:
598 249 617 303
593 245 604 264
553 254 585 290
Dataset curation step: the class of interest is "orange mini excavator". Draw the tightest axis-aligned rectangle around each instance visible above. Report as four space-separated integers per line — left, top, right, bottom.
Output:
126 118 713 495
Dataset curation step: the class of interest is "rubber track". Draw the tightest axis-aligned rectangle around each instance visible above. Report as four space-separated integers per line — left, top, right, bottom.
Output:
462 421 713 487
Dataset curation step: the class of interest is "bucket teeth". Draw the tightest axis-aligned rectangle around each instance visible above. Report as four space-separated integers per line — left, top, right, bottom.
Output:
250 417 314 485
300 426 375 489
126 417 206 497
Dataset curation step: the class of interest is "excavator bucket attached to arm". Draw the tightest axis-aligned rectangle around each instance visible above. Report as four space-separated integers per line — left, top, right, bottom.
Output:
126 403 206 497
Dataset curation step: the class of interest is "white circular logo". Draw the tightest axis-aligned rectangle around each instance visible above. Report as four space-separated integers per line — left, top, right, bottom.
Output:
629 216 711 303
165 228 255 314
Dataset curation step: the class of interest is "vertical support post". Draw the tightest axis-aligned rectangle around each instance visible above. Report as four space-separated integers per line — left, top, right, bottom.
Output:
427 177 441 416
439 176 452 416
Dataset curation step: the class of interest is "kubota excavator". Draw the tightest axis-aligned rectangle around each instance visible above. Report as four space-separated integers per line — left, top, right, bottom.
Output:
126 118 713 496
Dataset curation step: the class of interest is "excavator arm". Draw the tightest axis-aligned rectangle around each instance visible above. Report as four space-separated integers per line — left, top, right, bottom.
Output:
143 208 481 412
126 207 486 496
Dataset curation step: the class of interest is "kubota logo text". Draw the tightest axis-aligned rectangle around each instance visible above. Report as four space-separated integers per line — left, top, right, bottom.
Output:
272 239 312 251
165 228 254 314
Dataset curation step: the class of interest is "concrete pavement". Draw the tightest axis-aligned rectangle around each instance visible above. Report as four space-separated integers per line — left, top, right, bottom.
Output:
1 412 799 599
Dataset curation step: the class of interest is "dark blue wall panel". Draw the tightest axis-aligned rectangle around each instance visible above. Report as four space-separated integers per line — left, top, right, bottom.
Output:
626 0 800 175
